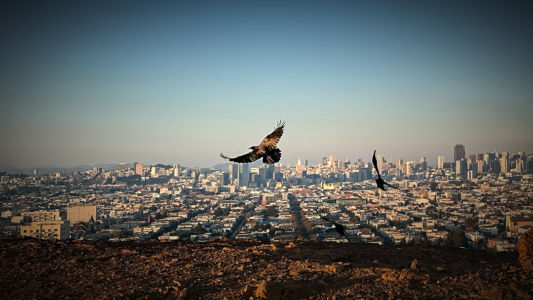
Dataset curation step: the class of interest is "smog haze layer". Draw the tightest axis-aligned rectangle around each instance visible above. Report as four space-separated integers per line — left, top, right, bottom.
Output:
1 1 532 168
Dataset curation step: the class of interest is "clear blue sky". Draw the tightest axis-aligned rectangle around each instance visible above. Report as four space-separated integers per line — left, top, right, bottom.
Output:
1 1 532 168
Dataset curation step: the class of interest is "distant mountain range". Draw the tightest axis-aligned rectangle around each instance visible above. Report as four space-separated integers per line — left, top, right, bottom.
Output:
0 163 133 175
0 161 265 175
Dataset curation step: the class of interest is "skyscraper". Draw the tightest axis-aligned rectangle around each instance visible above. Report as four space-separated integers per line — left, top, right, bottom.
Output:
500 156 509 173
239 163 250 186
173 164 180 177
133 162 143 176
437 156 445 169
456 159 467 179
228 163 239 181
420 157 427 171
454 144 465 162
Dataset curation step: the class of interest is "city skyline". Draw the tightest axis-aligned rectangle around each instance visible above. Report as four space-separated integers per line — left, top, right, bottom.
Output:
2 145 530 174
1 1 533 168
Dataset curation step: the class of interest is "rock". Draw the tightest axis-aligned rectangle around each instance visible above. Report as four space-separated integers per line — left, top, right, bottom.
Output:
255 280 272 298
381 268 421 281
178 287 187 299
410 259 421 271
258 244 277 251
516 228 533 271
242 284 254 298
323 264 338 274
286 242 297 249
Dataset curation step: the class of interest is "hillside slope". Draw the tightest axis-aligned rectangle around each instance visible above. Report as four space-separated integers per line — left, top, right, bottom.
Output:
0 239 531 299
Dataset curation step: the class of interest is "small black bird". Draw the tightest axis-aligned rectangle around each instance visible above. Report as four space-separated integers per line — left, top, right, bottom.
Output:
315 208 347 237
220 121 285 164
372 150 405 191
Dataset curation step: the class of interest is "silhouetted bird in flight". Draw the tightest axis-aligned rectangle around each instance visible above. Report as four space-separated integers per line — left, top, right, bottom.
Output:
220 121 285 164
372 150 405 191
315 208 347 237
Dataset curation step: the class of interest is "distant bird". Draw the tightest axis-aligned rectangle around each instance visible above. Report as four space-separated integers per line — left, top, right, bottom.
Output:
220 121 285 164
372 150 405 191
315 208 347 237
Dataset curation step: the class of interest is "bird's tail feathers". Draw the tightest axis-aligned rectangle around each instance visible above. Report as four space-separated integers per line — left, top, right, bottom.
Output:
263 147 282 164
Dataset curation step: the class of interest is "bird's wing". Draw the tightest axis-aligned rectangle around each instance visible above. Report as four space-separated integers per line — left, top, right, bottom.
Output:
220 151 260 163
383 181 400 190
315 208 332 223
319 215 333 223
384 182 408 192
259 121 285 149
372 150 381 176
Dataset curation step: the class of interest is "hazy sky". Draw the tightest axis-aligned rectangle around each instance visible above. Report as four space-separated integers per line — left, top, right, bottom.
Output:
1 1 532 168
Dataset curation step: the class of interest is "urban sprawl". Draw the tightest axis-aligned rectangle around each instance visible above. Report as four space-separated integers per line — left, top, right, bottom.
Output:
1 145 532 252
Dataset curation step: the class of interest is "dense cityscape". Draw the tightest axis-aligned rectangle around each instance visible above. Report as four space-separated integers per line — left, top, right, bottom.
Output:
1 144 532 252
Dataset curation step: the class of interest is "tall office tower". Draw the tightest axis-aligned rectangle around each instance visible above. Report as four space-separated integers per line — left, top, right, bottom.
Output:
258 167 267 184
466 158 473 170
150 166 157 177
33 169 38 176
483 153 490 166
477 153 484 161
501 152 509 159
437 156 445 169
454 144 465 162
322 157 328 165
456 159 467 178
118 162 126 170
396 159 402 170
266 164 275 179
405 162 413 176
514 159 523 173
305 159 308 167
133 162 143 176
420 157 427 171
329 155 335 167
239 163 250 186
228 163 239 180
525 154 533 172
500 156 509 173
297 158 302 166
468 154 477 161
477 160 484 173
173 164 180 177
335 160 342 171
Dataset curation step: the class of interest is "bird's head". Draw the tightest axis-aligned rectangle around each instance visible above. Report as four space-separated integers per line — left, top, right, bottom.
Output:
249 146 257 150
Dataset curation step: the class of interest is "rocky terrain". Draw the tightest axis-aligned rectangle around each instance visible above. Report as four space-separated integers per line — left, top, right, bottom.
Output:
1 238 532 299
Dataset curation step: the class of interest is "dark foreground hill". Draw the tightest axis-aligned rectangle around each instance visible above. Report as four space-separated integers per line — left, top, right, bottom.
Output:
0 239 531 299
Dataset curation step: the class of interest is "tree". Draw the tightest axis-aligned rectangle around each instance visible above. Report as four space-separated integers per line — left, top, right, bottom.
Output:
445 227 466 247
264 206 277 217
465 217 478 229
194 223 206 234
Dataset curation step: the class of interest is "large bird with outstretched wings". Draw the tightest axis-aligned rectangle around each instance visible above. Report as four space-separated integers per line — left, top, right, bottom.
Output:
372 150 406 192
220 121 285 164
315 208 347 238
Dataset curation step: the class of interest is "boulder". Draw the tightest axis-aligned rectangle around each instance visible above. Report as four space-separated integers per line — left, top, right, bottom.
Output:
516 228 533 271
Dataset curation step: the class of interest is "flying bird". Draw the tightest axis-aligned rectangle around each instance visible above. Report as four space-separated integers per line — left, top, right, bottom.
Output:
220 121 285 164
372 150 406 191
315 208 347 237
